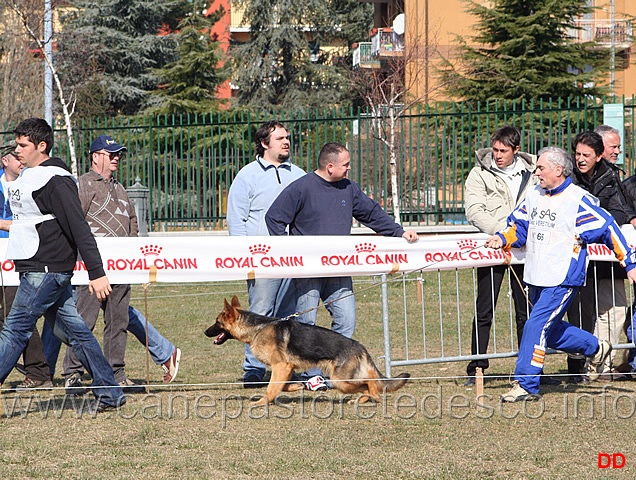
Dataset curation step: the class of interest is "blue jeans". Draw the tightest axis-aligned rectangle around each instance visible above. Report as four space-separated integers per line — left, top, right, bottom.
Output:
243 278 296 378
127 306 175 365
293 276 357 378
43 305 175 374
0 272 124 406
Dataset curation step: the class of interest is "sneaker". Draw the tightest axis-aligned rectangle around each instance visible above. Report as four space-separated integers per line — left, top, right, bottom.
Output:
464 376 476 387
15 377 54 391
587 340 612 381
305 375 328 392
243 373 264 389
119 378 146 394
64 373 87 396
162 347 181 383
500 381 540 403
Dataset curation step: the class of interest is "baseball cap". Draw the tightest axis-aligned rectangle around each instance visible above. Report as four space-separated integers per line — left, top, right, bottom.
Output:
0 141 16 158
89 135 127 154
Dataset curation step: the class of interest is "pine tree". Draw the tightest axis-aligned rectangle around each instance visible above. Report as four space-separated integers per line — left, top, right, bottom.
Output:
440 0 608 102
231 0 370 108
57 0 188 116
146 1 228 114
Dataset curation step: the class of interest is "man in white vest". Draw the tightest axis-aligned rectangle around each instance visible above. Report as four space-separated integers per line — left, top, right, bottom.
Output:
485 146 636 402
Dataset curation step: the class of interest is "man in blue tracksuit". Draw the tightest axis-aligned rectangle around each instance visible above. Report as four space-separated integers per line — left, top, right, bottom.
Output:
485 146 636 402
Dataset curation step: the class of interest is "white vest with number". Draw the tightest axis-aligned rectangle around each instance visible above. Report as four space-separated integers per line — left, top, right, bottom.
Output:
524 183 586 287
6 166 75 260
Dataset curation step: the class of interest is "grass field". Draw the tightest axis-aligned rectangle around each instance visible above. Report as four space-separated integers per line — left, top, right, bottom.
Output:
1 279 635 479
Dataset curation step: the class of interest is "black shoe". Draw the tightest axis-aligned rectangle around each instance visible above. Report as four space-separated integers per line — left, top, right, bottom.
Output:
243 374 264 389
568 374 589 385
119 378 146 394
464 376 476 387
539 375 561 386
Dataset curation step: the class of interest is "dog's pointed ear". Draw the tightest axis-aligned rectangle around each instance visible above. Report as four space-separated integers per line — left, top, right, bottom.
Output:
231 295 241 309
224 298 232 312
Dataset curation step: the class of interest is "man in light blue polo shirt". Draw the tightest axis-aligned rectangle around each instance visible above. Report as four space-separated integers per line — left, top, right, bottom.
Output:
226 120 305 388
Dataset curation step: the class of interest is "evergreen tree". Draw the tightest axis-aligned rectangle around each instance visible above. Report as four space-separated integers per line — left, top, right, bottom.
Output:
232 0 370 108
57 0 187 116
146 1 228 114
439 0 608 102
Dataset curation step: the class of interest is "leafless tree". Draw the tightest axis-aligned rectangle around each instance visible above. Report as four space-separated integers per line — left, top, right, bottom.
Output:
1 0 78 174
351 26 446 223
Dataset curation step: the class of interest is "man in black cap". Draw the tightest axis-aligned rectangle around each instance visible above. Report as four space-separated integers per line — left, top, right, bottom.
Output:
59 135 180 393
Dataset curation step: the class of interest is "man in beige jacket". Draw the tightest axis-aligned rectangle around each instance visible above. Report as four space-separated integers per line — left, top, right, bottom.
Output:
463 125 537 386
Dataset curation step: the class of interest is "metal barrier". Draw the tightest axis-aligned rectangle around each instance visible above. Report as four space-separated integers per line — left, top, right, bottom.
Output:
379 267 636 378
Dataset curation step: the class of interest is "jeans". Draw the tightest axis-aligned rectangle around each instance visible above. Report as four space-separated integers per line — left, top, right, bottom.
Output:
43 305 176 376
0 272 123 406
293 276 356 378
0 286 50 382
243 278 296 378
126 306 175 365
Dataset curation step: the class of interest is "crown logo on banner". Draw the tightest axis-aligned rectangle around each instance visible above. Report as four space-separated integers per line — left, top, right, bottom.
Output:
355 242 376 253
140 245 163 256
457 239 478 251
249 244 271 255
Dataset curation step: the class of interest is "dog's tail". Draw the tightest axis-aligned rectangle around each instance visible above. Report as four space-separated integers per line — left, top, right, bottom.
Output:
376 372 410 392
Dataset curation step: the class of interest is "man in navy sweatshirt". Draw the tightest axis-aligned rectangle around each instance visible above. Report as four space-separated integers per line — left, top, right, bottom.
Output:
265 142 418 389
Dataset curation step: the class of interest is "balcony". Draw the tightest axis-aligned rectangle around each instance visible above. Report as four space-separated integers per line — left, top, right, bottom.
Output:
230 3 249 32
370 27 404 57
569 19 633 50
352 42 381 69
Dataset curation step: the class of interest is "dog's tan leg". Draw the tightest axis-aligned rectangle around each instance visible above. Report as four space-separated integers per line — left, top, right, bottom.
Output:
282 377 304 392
255 362 294 405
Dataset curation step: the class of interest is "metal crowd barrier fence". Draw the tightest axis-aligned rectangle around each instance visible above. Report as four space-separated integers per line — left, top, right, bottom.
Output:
378 265 636 378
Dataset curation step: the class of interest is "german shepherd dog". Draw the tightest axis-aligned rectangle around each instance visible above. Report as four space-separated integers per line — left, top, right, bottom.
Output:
205 296 410 405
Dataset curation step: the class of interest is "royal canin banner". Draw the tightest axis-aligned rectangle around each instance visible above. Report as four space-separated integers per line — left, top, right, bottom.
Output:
0 227 633 285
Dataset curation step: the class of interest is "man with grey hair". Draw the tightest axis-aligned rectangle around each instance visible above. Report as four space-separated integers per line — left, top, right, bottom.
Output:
485 146 636 402
594 124 621 164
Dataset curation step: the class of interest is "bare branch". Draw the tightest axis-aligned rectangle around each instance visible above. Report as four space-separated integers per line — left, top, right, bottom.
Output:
5 0 77 175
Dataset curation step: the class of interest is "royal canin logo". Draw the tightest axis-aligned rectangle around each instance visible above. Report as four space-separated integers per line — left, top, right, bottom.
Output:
214 244 303 269
321 243 408 266
140 245 163 256
74 243 197 272
248 244 271 255
355 242 376 253
457 239 478 250
422 239 506 263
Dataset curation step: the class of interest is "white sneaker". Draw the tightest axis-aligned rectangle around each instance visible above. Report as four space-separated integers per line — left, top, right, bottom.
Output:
587 340 612 381
305 375 328 392
500 381 540 403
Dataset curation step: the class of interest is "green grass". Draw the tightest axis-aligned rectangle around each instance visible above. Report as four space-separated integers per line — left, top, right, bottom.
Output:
0 279 634 479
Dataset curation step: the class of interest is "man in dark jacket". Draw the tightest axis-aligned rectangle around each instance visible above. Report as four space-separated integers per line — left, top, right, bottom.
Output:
568 130 635 381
